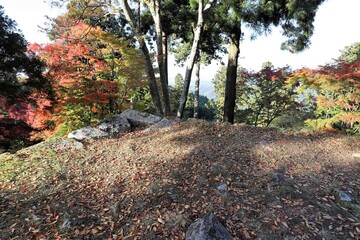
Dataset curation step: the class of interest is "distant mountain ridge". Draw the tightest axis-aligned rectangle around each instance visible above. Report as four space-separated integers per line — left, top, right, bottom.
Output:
169 79 216 99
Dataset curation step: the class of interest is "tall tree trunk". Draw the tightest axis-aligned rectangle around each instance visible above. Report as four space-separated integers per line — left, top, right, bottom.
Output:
223 25 241 123
148 0 171 115
177 0 203 118
119 0 163 115
162 33 168 86
176 0 215 118
254 104 264 127
140 40 163 114
194 60 200 118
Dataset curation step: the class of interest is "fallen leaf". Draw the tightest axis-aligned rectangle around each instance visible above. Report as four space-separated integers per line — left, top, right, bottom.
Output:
157 218 165 224
281 221 289 228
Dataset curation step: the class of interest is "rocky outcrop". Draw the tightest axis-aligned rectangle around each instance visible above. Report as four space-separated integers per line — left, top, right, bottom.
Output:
96 115 131 135
145 118 177 131
185 212 232 240
67 110 177 140
68 115 131 140
119 109 162 127
68 126 109 140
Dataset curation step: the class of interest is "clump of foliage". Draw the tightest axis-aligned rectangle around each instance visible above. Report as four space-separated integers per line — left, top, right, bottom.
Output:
213 63 297 126
0 6 53 151
288 43 360 134
237 63 296 126
30 19 147 135
170 73 216 120
212 66 226 120
269 110 315 130
339 42 360 63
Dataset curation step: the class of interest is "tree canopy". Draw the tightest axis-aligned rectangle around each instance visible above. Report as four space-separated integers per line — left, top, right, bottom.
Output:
0 5 48 98
30 19 147 134
214 63 296 126
0 5 53 149
288 56 360 133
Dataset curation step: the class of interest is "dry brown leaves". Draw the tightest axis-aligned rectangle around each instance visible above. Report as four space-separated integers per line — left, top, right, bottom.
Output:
1 120 359 239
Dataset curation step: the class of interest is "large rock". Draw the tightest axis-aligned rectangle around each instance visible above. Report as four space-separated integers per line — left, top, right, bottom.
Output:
186 213 232 240
68 126 108 140
96 115 131 135
119 110 162 127
145 118 176 131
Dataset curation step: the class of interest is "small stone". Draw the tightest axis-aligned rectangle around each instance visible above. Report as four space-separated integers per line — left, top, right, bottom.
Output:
217 184 228 191
268 200 282 207
170 194 178 202
188 147 201 155
61 218 72 229
32 214 40 221
352 153 360 158
113 202 121 215
336 189 352 202
271 173 286 184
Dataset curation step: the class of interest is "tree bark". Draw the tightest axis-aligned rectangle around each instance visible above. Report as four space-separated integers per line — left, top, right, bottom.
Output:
119 0 163 115
140 40 163 114
223 25 241 123
254 104 264 127
194 60 200 118
162 33 168 86
147 0 171 115
177 0 204 118
176 0 215 118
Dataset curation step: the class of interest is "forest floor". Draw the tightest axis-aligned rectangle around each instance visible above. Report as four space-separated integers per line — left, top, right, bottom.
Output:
1 119 359 239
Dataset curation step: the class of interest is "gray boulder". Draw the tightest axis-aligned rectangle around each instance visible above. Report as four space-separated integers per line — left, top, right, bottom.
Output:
145 118 176 131
119 109 162 127
186 213 232 240
68 126 108 140
96 115 131 135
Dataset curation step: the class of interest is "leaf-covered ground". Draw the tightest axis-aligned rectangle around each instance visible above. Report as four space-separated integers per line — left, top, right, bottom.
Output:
1 119 359 239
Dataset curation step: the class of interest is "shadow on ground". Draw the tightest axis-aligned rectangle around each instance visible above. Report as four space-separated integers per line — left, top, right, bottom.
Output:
1 119 359 239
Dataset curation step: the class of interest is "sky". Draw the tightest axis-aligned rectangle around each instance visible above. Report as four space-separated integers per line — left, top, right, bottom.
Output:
1 0 360 84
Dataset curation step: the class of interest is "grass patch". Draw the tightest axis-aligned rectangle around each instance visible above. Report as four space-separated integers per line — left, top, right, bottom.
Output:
0 154 28 182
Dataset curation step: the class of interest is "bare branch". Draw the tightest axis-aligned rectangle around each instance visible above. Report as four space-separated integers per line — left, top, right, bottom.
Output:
203 0 215 11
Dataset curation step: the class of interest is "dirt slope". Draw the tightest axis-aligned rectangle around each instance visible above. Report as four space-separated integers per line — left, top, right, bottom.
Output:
1 120 359 239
